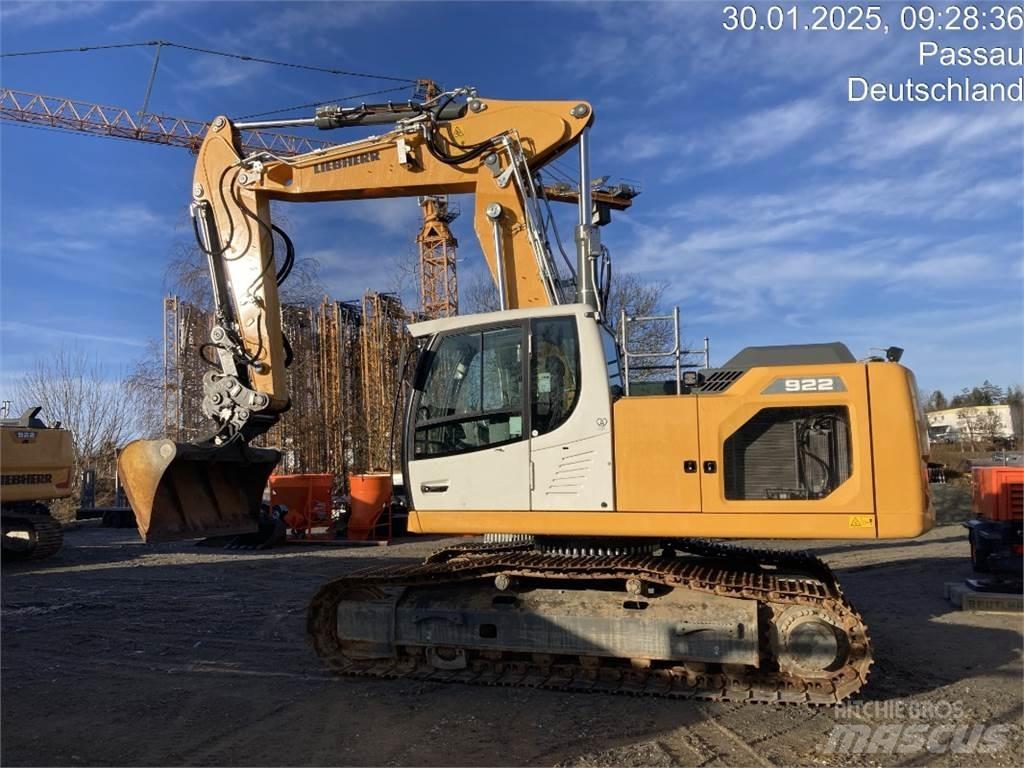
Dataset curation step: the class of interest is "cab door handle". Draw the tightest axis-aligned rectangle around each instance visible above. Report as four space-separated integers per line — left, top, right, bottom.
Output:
420 483 449 493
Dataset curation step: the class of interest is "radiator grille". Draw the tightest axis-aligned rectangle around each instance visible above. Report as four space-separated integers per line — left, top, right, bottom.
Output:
723 407 851 501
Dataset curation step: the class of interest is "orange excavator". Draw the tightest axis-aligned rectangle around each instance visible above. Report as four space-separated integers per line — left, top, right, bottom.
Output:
119 88 932 703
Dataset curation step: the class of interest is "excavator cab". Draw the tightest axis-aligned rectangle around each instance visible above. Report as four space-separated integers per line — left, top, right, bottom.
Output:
118 439 279 542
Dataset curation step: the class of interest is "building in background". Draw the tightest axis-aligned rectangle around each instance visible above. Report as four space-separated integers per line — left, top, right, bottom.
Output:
927 404 1023 446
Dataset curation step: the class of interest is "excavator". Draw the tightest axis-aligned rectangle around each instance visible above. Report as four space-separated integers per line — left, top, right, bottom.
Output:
118 88 933 703
2 407 74 561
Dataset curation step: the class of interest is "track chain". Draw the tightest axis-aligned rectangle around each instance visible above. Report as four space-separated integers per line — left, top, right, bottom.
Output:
2 514 63 561
425 539 534 563
308 542 872 705
672 538 835 581
29 517 64 560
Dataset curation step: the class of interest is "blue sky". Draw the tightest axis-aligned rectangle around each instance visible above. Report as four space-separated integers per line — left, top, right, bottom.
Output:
1 0 1021 400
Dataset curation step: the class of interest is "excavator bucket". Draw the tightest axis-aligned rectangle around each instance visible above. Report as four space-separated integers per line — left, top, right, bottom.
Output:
117 439 280 543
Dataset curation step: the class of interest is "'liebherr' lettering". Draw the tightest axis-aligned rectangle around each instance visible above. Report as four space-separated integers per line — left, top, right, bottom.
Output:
313 151 380 174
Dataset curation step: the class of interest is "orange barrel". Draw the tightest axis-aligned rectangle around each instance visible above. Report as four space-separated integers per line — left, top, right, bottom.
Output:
347 472 393 540
269 473 334 531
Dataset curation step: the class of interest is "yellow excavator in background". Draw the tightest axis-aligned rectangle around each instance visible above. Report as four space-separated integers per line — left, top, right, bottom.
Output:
118 88 933 703
2 407 74 561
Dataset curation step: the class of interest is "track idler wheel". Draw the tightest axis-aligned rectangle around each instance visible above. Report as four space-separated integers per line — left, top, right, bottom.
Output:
769 606 849 678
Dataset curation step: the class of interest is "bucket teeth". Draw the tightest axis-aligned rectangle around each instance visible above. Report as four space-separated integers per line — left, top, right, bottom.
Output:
118 439 279 542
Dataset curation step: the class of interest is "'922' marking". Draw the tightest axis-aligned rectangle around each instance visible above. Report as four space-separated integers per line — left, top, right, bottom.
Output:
761 376 847 394
786 378 835 392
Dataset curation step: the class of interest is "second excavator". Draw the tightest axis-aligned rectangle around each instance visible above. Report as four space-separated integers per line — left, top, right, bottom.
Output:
119 87 933 703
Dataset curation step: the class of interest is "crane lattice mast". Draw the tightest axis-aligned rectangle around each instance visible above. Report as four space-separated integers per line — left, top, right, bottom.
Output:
0 87 333 156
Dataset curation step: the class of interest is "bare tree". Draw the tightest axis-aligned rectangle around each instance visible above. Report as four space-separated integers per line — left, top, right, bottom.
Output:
16 349 136 460
15 348 139 516
167 217 326 297
389 241 427 312
975 408 1006 446
165 239 215 309
463 270 694 379
461 271 501 315
123 339 165 440
167 211 325 310
603 273 672 354
956 410 979 449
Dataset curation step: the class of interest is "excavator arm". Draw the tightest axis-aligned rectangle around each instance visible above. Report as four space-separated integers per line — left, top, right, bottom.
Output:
118 91 596 541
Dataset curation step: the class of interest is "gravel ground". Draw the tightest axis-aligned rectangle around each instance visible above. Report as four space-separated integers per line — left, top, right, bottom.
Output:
2 521 1021 767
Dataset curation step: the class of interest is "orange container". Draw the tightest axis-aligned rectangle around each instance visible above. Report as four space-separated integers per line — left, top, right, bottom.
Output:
971 466 1024 522
348 472 392 541
269 473 334 531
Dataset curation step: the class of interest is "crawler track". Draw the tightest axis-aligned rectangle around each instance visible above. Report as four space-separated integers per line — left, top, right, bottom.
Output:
308 542 871 704
2 513 63 561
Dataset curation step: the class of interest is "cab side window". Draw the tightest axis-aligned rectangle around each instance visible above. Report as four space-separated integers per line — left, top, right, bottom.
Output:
531 317 580 436
600 324 624 397
414 326 524 457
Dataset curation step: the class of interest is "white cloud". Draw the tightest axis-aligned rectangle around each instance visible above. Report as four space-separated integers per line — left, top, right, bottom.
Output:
552 2 889 92
33 203 169 239
707 98 830 168
305 244 410 302
150 2 406 94
2 203 174 292
668 163 1022 228
616 97 830 170
268 1 394 36
816 106 1024 169
831 301 1024 391
0 321 146 348
213 2 403 56
619 97 1021 179
336 198 423 236
0 1 107 27
109 1 186 31
616 132 680 162
614 200 1017 323
175 57 275 92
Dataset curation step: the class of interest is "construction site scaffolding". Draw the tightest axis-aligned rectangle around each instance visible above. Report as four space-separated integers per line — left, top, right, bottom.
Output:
162 292 410 489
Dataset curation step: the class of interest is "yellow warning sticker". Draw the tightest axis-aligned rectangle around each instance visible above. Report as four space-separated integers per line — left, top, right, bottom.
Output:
453 126 465 141
848 516 874 529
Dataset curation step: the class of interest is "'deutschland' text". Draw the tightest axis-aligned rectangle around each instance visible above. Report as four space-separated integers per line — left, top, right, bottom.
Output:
849 42 1023 103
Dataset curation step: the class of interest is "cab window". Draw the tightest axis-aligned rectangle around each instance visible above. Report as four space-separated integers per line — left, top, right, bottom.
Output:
531 317 580 436
414 326 524 457
600 323 624 397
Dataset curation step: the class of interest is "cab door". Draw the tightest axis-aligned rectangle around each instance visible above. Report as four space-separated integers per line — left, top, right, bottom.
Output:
529 315 616 511
406 323 530 512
